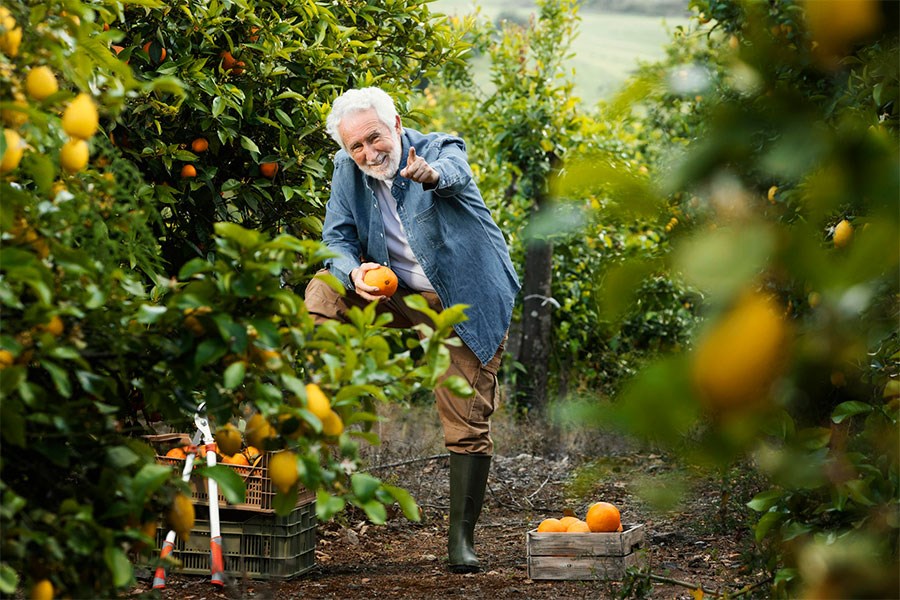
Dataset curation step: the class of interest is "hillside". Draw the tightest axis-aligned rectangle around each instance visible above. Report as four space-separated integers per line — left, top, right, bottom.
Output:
432 0 686 105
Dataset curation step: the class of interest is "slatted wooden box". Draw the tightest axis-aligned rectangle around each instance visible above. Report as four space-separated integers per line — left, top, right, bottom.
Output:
526 524 646 580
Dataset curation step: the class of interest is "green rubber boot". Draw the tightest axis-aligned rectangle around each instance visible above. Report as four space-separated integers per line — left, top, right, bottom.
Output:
448 452 491 574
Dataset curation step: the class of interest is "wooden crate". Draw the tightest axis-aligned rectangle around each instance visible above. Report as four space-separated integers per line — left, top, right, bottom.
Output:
526 524 646 580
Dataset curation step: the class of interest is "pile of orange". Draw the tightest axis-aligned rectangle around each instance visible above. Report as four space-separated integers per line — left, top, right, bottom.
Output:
536 501 624 533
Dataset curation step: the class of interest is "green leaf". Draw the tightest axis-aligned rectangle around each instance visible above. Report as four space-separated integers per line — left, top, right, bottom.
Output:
214 222 260 248
351 472 381 503
106 445 140 468
746 489 783 512
316 489 345 521
831 401 873 424
137 304 167 324
223 360 246 390
382 484 420 522
42 360 72 398
359 499 387 524
103 546 134 588
274 485 299 516
0 563 19 594
439 375 474 399
195 465 246 505
754 510 783 542
212 96 226 118
178 258 211 279
240 135 261 155
132 463 173 500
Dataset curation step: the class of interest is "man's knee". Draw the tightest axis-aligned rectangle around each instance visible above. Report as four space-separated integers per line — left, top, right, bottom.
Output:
304 270 345 321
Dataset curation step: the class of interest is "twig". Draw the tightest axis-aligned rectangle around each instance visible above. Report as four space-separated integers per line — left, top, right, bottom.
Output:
633 571 772 598
526 473 552 501
365 453 450 472
634 572 723 597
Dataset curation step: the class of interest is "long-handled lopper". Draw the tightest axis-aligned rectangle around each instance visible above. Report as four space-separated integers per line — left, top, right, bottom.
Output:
152 402 225 588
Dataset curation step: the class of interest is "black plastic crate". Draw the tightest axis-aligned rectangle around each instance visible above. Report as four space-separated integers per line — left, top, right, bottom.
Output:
157 501 316 579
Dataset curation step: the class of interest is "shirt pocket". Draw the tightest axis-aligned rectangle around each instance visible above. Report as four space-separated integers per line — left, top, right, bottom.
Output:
414 203 446 250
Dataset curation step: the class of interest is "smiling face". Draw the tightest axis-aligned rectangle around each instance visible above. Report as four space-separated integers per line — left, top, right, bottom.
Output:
338 108 403 181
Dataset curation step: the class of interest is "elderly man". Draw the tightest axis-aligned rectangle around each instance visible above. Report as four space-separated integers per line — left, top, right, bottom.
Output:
304 87 520 573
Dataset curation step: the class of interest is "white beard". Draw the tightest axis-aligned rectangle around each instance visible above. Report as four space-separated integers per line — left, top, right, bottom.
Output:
359 132 402 181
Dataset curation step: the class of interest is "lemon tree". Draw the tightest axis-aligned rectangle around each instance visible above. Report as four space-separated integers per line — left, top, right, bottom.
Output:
0 0 471 597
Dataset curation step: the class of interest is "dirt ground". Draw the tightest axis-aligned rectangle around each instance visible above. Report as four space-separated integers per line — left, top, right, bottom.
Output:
133 403 771 599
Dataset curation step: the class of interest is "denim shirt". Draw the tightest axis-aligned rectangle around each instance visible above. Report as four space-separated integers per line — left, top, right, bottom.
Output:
322 128 521 365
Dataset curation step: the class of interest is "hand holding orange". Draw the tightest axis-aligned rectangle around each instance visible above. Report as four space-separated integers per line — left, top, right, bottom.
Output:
362 265 398 298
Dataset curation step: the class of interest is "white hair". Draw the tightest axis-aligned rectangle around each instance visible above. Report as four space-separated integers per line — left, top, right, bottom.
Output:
325 87 398 151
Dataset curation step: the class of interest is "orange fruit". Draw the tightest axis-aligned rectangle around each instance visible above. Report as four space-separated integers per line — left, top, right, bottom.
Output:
220 50 237 70
363 265 398 297
566 519 591 533
230 60 246 75
180 164 197 178
165 447 186 460
143 40 166 62
191 137 209 153
222 452 249 466
536 518 567 533
260 161 279 178
586 501 621 533
243 446 261 462
558 516 579 530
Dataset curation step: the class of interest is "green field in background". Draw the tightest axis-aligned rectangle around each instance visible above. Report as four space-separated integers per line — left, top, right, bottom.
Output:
432 0 687 105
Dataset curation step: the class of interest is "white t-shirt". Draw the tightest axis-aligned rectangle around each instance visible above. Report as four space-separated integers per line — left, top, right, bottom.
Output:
373 179 434 292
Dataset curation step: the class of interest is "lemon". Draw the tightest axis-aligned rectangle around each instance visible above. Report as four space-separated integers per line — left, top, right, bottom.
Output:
166 493 195 540
0 349 13 368
60 138 89 173
691 292 789 411
322 410 344 437
214 423 242 457
0 8 22 57
61 93 99 140
268 450 298 493
1 95 28 127
29 579 53 600
833 219 853 248
305 383 332 419
41 315 64 337
1 128 24 173
25 67 59 101
245 412 276 449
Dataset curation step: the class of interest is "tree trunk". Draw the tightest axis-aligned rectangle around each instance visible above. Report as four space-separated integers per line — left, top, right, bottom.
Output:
516 234 553 413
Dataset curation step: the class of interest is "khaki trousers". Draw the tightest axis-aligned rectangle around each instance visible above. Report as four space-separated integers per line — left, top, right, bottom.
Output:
304 271 503 455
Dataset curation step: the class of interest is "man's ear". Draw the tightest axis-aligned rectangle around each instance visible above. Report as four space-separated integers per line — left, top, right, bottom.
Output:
395 115 402 135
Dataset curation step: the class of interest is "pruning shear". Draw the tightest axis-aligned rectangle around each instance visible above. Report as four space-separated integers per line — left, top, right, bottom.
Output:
152 402 225 588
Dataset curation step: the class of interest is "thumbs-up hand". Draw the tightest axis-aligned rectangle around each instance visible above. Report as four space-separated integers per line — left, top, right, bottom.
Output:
400 147 439 186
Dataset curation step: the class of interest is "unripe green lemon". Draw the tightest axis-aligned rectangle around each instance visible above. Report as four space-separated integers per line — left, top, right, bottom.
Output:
25 66 59 100
61 93 99 140
60 138 89 173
